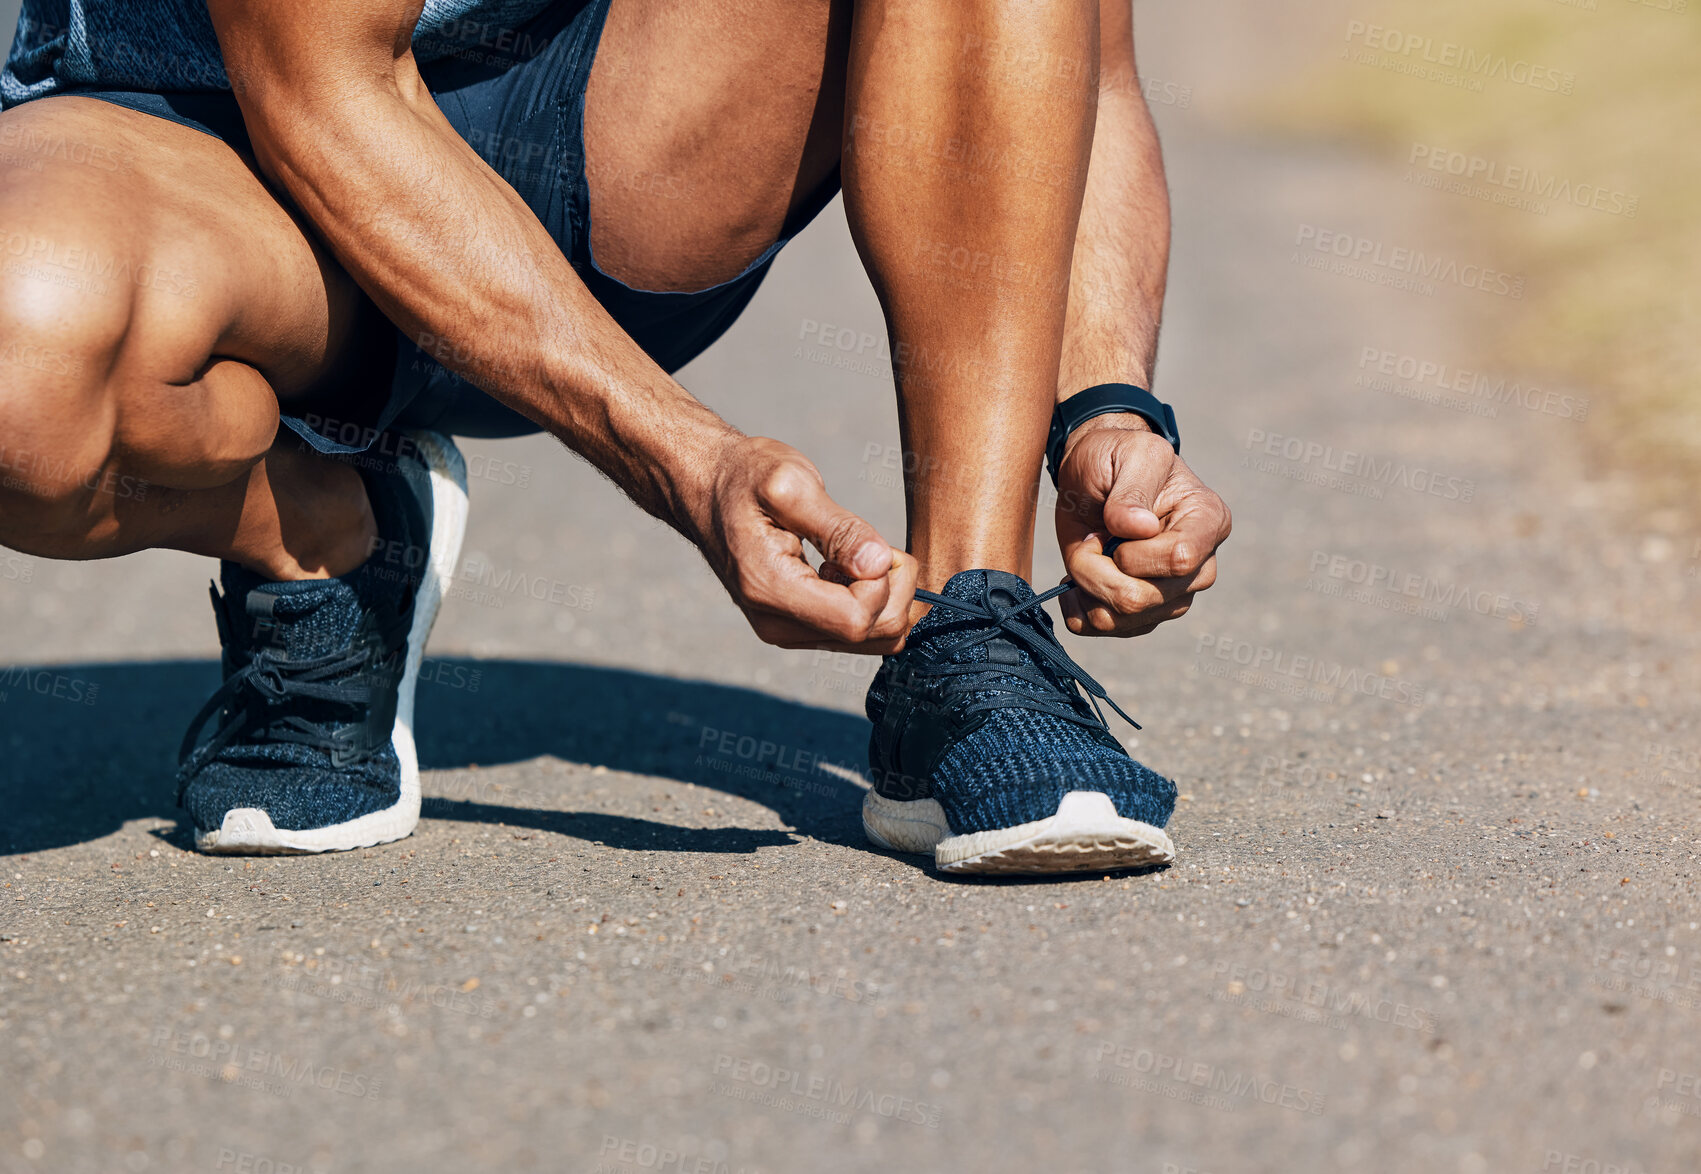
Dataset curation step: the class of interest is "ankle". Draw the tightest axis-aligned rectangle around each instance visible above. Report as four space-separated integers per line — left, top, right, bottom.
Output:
906 553 1036 630
911 549 1033 595
249 449 377 581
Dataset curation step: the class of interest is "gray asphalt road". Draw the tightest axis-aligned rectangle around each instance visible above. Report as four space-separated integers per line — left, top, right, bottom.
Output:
4 5 1700 1173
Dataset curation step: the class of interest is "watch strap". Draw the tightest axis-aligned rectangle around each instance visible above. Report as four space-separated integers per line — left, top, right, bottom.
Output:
1045 383 1180 486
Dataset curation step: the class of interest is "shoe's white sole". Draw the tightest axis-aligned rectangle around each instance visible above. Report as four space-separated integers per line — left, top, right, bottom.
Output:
862 788 1175 875
198 431 468 855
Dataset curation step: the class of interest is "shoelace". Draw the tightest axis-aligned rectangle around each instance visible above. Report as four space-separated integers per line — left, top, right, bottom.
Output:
907 578 1140 735
175 584 400 795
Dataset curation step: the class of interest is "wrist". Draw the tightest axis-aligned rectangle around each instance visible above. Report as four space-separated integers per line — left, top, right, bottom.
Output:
541 351 743 538
1069 411 1154 437
1057 370 1152 406
1060 412 1155 471
1046 383 1179 485
629 404 742 545
665 423 743 543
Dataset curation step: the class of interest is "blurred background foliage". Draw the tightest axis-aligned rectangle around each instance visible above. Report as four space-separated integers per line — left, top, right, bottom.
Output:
1254 0 1699 503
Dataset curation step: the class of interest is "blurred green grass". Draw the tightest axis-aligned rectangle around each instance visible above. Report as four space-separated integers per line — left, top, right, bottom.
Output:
1257 0 1700 501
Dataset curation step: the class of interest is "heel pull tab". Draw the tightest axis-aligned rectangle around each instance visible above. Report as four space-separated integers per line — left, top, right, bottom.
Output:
245 590 279 646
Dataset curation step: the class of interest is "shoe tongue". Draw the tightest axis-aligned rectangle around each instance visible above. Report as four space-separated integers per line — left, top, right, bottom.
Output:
911 568 1052 669
919 569 1037 632
220 562 370 660
896 568 1088 727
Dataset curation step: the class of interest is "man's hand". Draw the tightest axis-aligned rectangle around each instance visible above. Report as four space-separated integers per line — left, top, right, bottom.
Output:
693 436 917 653
1054 416 1230 637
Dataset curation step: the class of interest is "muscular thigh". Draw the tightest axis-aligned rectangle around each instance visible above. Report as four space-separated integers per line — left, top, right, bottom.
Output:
0 95 366 406
584 0 850 292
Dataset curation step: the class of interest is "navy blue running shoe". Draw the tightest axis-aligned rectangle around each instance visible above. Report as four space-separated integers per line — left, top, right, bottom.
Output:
176 432 468 854
863 569 1176 874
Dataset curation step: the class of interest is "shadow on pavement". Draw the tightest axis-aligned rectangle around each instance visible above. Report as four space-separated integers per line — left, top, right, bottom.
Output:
0 658 870 856
414 800 799 854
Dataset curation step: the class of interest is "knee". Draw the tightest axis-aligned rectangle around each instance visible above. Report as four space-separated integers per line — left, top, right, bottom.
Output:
0 254 129 545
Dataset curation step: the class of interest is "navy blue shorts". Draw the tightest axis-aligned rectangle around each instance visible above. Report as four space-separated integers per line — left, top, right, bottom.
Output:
41 0 839 455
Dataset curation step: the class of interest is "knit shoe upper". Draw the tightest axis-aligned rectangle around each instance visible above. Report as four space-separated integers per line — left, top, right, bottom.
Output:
175 438 436 838
865 569 1176 836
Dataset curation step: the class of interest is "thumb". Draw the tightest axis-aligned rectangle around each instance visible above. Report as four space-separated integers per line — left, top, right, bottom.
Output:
1101 451 1169 540
763 470 893 581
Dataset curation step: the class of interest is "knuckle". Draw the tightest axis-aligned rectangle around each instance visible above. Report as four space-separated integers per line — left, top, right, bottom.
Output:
760 460 817 510
1166 542 1201 575
1111 586 1147 614
830 612 870 639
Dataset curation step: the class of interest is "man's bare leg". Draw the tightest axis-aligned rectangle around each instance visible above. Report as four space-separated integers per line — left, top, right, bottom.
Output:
0 97 375 581
841 0 1098 594
584 0 849 293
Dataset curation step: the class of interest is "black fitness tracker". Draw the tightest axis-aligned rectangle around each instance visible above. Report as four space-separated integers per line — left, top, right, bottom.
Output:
1045 383 1180 486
